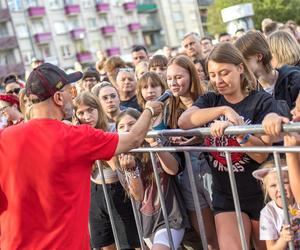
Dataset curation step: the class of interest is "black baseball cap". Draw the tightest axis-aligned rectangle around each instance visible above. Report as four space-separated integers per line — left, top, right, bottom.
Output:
25 63 82 102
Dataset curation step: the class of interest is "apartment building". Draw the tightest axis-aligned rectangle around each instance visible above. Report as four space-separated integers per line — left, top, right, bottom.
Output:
0 0 24 80
0 0 144 78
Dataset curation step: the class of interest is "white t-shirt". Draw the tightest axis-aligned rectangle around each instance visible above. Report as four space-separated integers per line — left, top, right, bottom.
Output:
260 200 284 240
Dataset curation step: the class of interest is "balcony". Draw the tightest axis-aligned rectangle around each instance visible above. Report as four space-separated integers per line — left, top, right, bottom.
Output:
137 3 157 13
76 52 92 63
64 4 80 15
96 3 109 13
70 28 85 40
106 47 120 56
27 6 46 18
142 19 161 32
101 25 115 36
0 9 10 23
34 32 52 44
0 63 25 79
0 36 18 51
123 2 136 12
128 22 141 32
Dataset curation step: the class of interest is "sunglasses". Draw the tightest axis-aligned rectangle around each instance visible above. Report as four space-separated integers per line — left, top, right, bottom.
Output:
7 88 21 95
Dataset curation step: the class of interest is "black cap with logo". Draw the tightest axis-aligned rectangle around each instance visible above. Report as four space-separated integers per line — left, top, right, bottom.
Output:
25 63 82 102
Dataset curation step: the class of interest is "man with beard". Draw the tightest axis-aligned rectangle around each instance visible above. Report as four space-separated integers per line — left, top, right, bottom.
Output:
181 32 203 61
0 63 163 249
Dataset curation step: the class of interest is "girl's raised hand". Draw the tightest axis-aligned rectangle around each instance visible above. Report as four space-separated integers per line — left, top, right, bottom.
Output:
118 154 136 171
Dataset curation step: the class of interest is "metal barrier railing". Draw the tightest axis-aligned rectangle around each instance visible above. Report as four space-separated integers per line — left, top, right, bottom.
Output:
96 123 300 250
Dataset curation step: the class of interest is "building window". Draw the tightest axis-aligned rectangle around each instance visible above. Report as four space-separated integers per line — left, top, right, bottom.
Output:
90 40 100 53
23 51 34 65
16 24 29 38
61 45 72 58
121 36 130 49
0 51 17 65
54 21 67 34
190 11 197 20
172 12 183 22
82 0 92 8
64 0 76 5
7 0 23 11
75 40 86 53
87 18 97 30
0 24 9 36
31 20 45 34
49 0 63 9
24 0 38 8
39 45 51 58
67 18 79 30
104 37 112 48
99 17 108 27
176 29 185 40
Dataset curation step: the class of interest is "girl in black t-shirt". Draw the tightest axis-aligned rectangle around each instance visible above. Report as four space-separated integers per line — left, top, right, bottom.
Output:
179 42 282 249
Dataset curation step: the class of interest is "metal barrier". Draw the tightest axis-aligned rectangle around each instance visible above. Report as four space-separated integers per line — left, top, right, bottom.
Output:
95 123 300 250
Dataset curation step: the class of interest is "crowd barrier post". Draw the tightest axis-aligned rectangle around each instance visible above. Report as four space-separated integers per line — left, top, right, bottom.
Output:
184 151 208 250
96 161 121 250
225 152 248 250
149 152 176 250
273 152 295 250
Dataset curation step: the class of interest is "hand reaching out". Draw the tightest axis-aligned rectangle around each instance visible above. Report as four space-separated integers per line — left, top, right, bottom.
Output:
118 154 136 172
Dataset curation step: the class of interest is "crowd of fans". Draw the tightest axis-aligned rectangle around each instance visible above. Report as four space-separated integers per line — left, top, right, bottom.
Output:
1 17 300 250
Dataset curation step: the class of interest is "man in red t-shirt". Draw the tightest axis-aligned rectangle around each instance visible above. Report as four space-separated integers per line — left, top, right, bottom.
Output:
0 63 162 250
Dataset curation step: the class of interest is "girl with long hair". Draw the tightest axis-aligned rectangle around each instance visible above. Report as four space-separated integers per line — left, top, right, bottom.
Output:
166 55 218 249
73 92 140 250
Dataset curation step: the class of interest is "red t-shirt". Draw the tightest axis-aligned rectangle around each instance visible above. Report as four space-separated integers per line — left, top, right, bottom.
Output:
0 119 119 249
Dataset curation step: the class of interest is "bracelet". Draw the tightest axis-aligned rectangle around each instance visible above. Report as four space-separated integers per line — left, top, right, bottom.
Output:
238 134 251 145
150 138 163 147
145 106 155 117
125 167 140 179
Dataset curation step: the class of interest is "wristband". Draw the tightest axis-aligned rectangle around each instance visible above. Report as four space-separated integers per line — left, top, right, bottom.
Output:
238 134 251 145
145 106 155 117
125 167 140 179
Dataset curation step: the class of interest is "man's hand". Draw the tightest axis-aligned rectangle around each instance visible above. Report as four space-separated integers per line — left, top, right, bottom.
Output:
145 101 163 117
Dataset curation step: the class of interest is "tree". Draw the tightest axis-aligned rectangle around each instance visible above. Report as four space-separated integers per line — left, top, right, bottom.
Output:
207 0 300 36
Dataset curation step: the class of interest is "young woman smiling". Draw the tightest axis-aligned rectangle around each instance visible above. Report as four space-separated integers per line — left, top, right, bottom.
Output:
179 43 283 250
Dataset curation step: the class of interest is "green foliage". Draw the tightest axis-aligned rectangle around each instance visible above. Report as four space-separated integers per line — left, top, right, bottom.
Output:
207 0 300 36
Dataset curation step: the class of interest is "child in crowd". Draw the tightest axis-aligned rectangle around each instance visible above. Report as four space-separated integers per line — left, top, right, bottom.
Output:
262 92 300 204
253 160 300 249
116 108 189 250
149 55 168 81
136 71 168 130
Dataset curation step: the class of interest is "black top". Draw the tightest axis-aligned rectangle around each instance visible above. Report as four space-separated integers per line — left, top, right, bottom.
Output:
193 90 280 199
275 65 300 109
120 95 142 112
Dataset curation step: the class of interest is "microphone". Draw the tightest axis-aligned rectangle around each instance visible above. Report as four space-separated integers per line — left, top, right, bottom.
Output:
156 90 172 102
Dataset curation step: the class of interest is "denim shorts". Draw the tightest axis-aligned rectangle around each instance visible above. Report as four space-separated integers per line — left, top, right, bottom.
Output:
177 152 213 211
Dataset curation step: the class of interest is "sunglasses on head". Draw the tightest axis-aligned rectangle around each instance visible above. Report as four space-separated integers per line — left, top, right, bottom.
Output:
7 88 21 95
